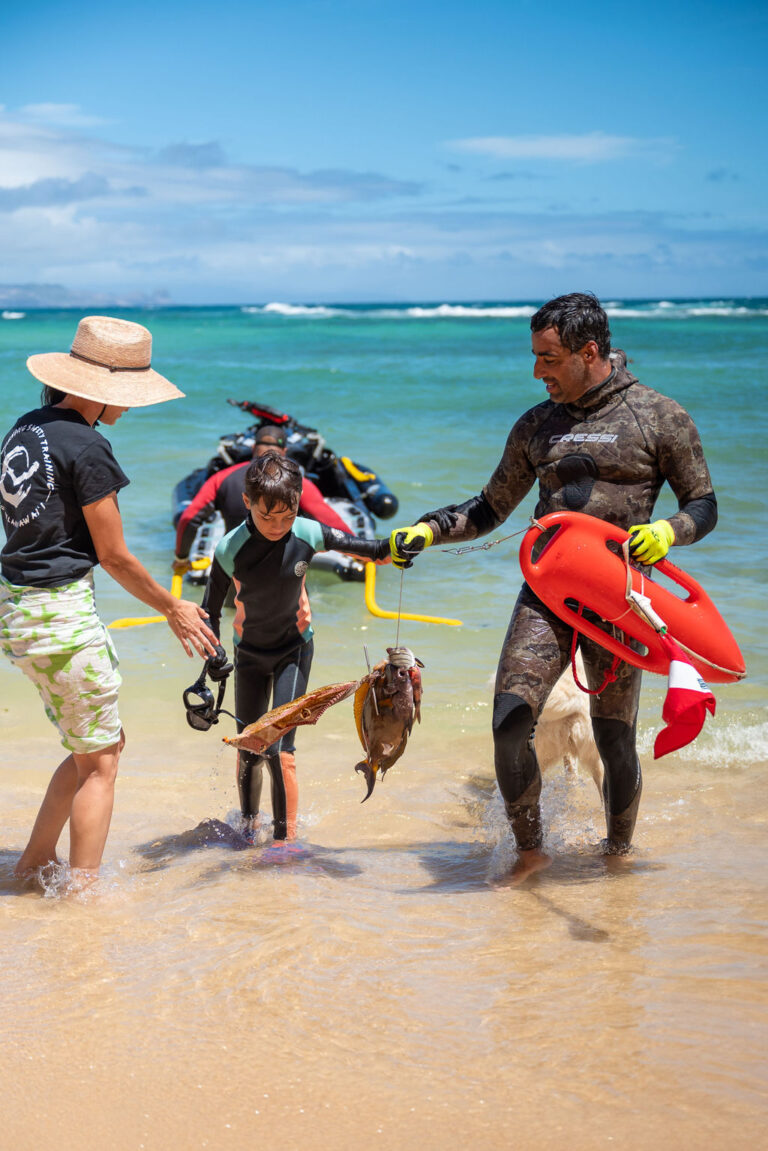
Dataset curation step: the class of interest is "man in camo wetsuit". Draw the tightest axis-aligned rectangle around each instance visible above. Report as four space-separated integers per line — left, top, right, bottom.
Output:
389 292 717 874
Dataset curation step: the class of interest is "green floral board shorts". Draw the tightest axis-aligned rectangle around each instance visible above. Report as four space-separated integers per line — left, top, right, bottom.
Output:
0 571 122 754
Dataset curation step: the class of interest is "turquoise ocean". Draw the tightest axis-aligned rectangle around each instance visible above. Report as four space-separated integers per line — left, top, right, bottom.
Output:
1 300 766 1150
1 298 765 744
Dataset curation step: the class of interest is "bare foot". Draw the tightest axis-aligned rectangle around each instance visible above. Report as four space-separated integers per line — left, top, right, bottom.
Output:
507 848 553 886
13 852 59 880
68 867 100 892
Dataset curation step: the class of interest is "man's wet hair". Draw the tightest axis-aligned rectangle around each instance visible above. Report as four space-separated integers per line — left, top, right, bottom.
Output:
245 452 302 513
530 292 611 358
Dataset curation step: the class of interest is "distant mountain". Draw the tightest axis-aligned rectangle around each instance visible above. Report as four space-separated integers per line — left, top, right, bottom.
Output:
0 284 172 308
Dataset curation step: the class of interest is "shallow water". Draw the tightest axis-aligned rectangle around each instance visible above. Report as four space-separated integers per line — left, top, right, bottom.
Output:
2 303 767 1148
2 628 767 1150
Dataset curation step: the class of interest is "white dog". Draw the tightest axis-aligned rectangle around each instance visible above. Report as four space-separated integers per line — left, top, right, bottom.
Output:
534 652 604 793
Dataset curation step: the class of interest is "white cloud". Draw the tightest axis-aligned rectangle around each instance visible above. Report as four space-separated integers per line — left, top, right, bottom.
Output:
0 112 110 186
0 173 134 211
0 106 761 301
448 132 675 163
19 103 109 128
0 107 420 210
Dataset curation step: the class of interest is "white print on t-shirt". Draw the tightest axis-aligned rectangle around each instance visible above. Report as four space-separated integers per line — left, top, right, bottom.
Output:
0 445 39 507
0 423 55 527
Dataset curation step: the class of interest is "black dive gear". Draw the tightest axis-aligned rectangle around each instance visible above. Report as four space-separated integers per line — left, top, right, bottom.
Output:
183 645 237 731
206 644 234 682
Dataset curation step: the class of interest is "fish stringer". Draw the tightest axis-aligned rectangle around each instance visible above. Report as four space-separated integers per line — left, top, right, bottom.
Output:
394 565 406 649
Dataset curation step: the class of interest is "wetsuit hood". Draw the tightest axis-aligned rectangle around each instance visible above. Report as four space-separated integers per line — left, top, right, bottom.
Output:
565 348 638 415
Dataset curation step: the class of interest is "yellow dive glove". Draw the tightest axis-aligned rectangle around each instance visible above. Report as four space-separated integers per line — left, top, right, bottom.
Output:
628 519 675 565
389 523 434 568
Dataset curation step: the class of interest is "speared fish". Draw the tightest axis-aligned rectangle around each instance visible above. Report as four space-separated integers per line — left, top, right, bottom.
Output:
353 646 423 801
221 647 423 801
223 680 360 755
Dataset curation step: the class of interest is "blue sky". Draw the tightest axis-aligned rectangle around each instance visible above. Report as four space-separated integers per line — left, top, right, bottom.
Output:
1 0 766 303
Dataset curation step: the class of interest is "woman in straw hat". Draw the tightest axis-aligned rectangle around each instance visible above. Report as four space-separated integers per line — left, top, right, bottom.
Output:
0 315 218 888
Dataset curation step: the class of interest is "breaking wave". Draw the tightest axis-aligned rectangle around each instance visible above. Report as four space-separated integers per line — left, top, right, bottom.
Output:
241 302 344 317
636 715 768 768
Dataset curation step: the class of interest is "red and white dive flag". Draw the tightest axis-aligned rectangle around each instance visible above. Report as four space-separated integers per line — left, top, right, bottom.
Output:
654 634 716 759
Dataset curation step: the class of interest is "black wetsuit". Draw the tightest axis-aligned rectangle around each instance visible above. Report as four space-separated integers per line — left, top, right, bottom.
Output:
419 352 717 851
203 515 387 839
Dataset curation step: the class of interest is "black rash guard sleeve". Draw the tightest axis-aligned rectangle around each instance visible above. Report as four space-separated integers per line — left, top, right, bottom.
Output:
417 492 502 539
320 525 390 561
200 556 230 641
679 491 717 542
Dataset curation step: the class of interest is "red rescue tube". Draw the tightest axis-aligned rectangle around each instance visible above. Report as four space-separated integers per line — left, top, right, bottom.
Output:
519 511 746 683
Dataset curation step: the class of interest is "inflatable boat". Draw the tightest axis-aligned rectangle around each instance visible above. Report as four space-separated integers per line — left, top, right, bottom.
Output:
172 399 399 584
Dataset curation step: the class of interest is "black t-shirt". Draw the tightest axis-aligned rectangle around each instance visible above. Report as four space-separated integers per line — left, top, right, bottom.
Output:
0 406 130 587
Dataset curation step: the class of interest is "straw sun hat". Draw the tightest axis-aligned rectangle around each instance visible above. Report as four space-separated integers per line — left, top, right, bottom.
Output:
26 315 184 407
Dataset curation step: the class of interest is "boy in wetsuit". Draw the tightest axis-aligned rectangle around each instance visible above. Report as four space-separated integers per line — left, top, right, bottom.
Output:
201 452 388 843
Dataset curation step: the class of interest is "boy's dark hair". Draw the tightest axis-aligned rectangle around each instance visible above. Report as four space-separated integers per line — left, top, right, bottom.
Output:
244 452 302 512
530 292 611 358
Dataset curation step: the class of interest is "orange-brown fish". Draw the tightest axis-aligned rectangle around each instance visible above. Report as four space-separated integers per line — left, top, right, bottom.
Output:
222 648 423 801
354 646 423 801
223 680 360 755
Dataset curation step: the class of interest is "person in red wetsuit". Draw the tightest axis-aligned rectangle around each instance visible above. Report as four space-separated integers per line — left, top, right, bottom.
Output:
174 423 351 566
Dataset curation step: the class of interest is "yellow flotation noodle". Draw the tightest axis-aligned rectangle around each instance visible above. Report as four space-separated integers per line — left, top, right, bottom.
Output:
108 558 210 630
363 563 462 626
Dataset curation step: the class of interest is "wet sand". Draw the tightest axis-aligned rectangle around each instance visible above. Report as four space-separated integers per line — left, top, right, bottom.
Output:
2 643 766 1151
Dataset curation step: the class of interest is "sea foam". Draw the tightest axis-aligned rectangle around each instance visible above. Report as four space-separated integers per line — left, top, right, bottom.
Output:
242 302 344 317
240 299 768 321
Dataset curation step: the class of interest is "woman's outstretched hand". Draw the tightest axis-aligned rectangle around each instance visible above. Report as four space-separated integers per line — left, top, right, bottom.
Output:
164 598 219 658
